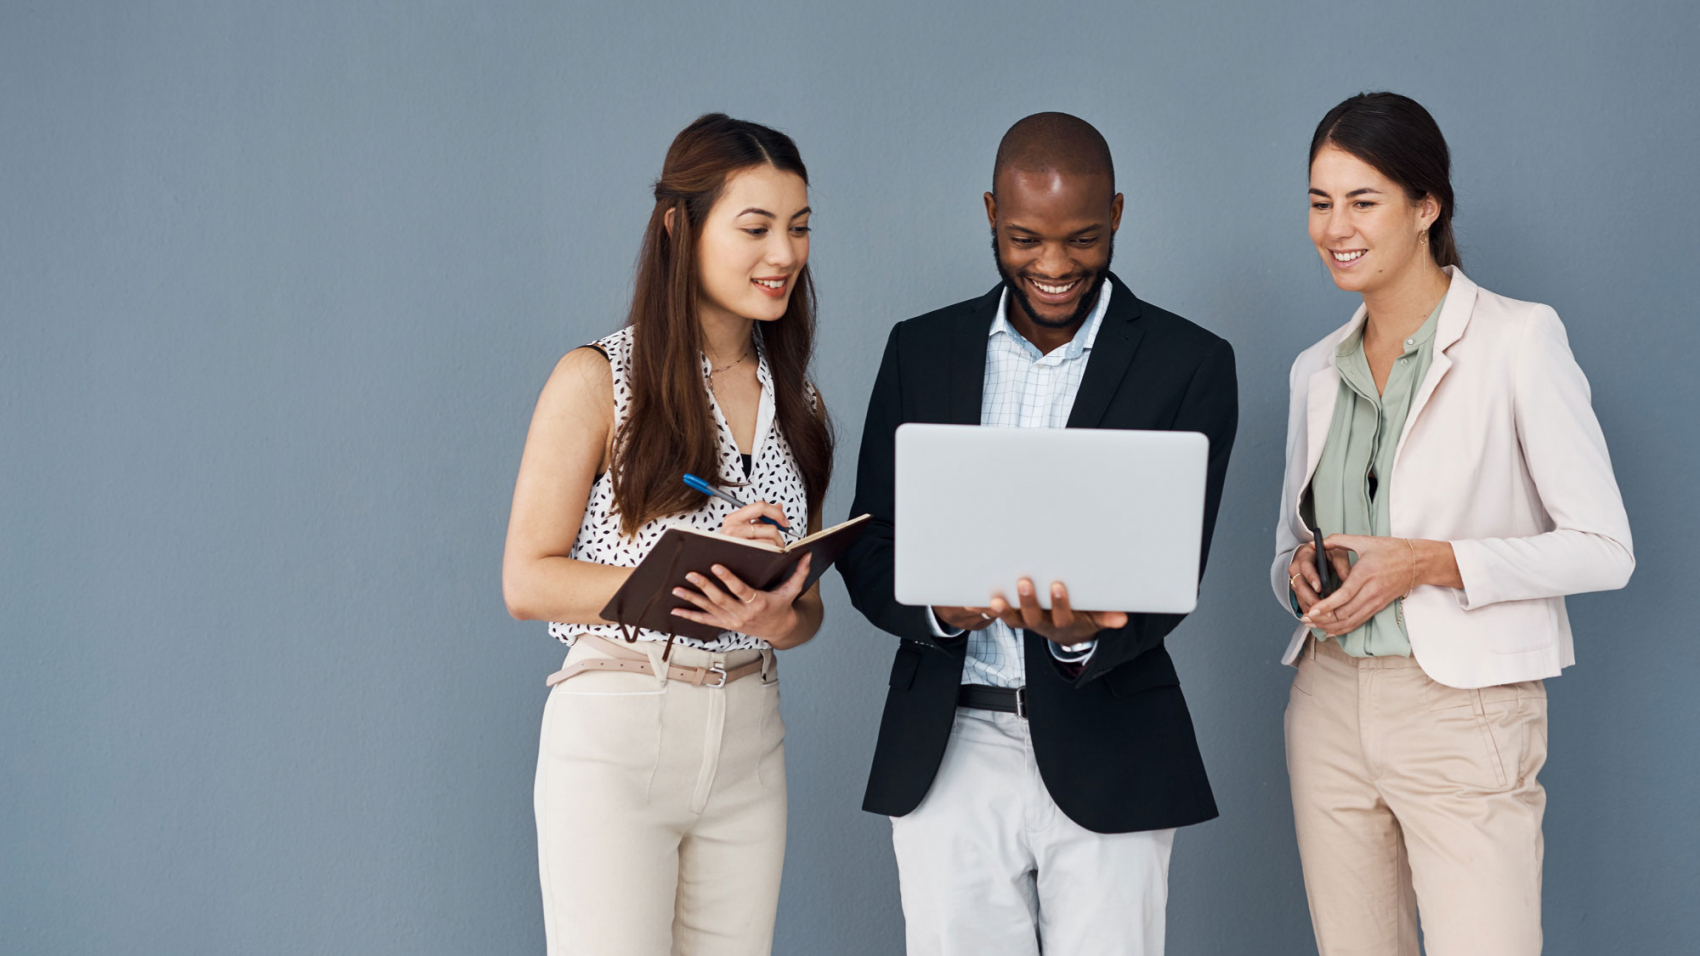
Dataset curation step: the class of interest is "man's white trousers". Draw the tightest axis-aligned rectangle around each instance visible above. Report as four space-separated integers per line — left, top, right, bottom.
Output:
890 708 1176 956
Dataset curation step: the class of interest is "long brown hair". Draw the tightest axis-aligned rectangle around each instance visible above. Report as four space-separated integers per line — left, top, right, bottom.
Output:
1310 92 1461 269
612 113 833 535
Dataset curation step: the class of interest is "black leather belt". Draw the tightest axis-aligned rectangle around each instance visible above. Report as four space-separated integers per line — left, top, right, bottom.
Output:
957 683 1027 719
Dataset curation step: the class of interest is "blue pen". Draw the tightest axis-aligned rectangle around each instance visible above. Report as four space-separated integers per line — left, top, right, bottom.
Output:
682 473 792 538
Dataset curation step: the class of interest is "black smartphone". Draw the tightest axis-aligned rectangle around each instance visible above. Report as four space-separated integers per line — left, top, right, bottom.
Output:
1309 523 1335 598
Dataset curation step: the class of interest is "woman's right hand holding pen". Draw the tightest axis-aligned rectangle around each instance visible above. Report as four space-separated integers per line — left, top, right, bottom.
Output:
717 500 792 548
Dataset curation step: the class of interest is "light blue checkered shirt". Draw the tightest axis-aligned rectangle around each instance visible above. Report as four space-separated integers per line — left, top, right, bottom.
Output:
926 278 1113 688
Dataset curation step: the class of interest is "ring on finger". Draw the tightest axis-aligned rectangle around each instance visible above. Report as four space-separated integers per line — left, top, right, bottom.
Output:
979 612 991 621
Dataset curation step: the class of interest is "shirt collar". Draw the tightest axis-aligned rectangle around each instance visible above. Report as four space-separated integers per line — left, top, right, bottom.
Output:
991 277 1114 361
1337 292 1448 358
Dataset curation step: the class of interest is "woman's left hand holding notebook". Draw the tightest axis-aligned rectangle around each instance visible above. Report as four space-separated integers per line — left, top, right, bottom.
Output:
671 549 814 642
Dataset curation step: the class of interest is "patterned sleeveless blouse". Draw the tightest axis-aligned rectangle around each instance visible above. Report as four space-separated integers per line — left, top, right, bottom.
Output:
549 327 814 652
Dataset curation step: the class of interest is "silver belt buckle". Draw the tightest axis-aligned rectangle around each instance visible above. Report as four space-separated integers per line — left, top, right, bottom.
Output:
1015 687 1027 719
706 664 728 688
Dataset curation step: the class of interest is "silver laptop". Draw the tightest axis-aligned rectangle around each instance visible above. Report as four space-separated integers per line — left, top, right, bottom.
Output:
893 423 1209 615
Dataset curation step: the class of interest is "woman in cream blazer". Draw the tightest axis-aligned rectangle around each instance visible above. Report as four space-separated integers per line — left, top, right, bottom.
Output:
1273 93 1632 956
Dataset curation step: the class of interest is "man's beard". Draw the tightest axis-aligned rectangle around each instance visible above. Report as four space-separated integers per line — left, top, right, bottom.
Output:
992 230 1114 330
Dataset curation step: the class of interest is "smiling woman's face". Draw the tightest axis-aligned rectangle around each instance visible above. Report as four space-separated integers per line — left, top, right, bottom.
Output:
694 164 811 325
1308 144 1439 295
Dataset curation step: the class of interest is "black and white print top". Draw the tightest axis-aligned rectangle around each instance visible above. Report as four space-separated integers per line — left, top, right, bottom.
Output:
549 326 813 652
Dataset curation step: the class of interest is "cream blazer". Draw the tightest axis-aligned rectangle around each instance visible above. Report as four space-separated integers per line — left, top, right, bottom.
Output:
1271 267 1634 688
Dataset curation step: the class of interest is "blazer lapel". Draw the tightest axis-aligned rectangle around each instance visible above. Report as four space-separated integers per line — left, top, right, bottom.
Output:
1066 274 1146 429
1303 365 1341 487
948 285 1000 425
1293 305 1361 524
1393 266 1478 463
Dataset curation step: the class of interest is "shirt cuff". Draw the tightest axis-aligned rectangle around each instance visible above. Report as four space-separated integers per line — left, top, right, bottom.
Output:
1049 639 1096 663
925 606 966 639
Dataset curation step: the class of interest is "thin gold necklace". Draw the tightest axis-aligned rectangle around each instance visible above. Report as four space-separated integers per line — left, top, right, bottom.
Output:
707 343 752 376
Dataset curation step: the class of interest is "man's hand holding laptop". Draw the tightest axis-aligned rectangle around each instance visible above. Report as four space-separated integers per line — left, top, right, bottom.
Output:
933 580 1128 644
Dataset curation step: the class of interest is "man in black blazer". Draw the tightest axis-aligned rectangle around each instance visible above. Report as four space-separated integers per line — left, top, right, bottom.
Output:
837 113 1238 955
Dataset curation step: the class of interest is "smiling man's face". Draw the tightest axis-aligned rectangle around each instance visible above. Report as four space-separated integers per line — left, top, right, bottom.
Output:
986 167 1122 331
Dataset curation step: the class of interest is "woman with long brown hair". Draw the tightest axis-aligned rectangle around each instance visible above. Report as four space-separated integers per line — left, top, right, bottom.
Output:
502 113 832 955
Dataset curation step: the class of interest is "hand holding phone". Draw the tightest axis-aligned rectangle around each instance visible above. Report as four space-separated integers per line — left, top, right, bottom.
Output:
1310 524 1335 599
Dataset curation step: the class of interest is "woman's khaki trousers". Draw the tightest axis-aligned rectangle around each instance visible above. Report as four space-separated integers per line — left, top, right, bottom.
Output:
1285 635 1548 956
535 637 786 955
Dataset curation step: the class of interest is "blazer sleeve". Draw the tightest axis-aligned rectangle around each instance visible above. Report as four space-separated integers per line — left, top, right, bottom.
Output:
836 324 967 651
1449 306 1635 608
1077 336 1239 684
1269 353 1310 618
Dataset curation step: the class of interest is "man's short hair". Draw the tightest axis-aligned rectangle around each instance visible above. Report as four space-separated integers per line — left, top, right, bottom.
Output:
992 112 1115 193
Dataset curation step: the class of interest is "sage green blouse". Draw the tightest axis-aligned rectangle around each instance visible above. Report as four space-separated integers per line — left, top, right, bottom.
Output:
1306 295 1445 657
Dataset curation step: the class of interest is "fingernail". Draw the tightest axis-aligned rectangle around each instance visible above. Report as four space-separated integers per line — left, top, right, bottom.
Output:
1019 582 1031 595
673 589 685 597
1051 584 1063 596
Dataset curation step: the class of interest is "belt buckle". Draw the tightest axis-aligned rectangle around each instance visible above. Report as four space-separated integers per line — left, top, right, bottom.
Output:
1015 687 1027 719
706 665 728 688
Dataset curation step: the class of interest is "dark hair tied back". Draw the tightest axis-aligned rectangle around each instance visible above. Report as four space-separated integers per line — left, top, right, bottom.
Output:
1310 92 1460 269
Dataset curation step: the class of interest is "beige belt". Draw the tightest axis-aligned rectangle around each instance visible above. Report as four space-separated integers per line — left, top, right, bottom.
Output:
546 633 768 689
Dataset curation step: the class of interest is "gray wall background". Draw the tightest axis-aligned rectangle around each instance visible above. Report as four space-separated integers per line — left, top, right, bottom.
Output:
4 1 1696 953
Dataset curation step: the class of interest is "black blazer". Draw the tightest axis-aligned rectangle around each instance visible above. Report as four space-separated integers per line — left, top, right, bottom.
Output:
837 275 1239 834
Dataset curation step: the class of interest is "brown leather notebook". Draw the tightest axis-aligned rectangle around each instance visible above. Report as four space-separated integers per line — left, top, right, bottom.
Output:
599 514 872 644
